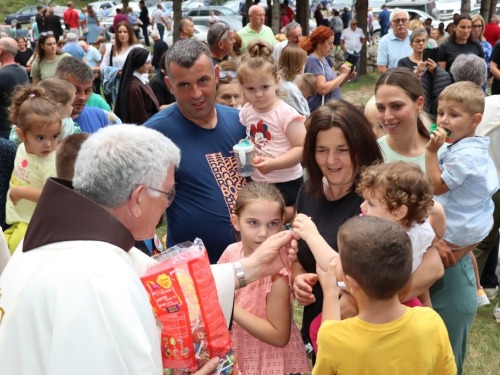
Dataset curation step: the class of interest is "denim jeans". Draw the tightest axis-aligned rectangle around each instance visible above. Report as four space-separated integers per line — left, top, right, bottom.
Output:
156 23 165 41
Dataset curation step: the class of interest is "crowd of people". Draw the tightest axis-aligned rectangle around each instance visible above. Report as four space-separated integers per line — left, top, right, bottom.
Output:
0 2 499 375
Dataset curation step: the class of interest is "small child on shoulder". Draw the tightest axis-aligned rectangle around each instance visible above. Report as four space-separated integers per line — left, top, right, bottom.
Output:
425 81 498 306
312 216 457 375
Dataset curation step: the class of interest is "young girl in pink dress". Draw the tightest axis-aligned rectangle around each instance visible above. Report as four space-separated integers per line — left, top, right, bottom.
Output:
218 182 311 375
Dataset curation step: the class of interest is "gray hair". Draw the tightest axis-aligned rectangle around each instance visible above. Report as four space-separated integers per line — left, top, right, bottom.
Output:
73 125 181 208
285 22 301 36
55 56 94 82
409 28 428 43
165 39 214 81
66 33 77 42
450 54 487 86
207 22 233 49
389 8 409 22
151 30 160 39
492 14 500 23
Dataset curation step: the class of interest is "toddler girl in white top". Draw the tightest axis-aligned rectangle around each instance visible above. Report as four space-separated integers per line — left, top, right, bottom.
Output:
238 40 307 222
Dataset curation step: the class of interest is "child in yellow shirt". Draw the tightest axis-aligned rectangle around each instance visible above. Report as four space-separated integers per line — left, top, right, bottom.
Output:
312 216 457 375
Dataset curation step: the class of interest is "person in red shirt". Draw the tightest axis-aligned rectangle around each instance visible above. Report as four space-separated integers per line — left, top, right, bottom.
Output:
63 2 80 38
283 0 294 22
484 14 500 47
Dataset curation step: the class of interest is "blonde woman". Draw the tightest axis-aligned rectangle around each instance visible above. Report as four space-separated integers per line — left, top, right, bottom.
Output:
278 43 310 117
471 14 492 92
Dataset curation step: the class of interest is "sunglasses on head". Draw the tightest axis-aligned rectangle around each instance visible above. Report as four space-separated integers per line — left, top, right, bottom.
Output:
40 31 54 36
215 22 231 44
219 70 237 79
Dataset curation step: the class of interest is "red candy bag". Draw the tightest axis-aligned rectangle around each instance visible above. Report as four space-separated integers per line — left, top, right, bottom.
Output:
140 239 240 374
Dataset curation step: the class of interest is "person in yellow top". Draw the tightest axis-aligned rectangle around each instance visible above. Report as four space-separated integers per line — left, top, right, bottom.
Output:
312 216 457 375
237 5 276 50
4 85 61 253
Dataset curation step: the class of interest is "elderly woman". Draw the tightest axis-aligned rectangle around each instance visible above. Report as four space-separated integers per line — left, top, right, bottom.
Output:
114 48 159 125
438 15 484 72
302 26 354 113
398 28 437 77
471 14 492 92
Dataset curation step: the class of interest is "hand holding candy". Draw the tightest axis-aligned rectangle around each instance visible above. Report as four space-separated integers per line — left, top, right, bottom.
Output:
430 123 450 143
427 125 448 153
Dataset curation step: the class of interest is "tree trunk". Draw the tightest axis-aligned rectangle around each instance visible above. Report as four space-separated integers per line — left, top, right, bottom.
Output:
481 0 490 22
122 0 129 9
461 0 470 15
173 0 182 43
356 0 368 75
297 0 309 37
489 0 497 21
272 0 280 34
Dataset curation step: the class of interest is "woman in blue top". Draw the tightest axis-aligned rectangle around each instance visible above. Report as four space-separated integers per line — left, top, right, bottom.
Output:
85 5 100 44
302 26 355 114
471 14 492 93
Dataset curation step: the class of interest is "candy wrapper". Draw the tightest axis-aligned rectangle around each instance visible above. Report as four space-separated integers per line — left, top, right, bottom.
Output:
140 238 242 375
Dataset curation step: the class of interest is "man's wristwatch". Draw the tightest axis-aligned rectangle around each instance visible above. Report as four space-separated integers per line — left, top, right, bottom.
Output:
233 260 247 288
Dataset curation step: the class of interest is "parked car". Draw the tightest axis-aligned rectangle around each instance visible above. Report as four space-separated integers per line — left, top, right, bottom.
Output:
182 1 205 15
191 15 242 30
185 6 241 20
5 6 39 26
222 0 241 14
88 1 119 12
385 0 440 20
435 0 461 20
165 24 209 47
470 5 500 17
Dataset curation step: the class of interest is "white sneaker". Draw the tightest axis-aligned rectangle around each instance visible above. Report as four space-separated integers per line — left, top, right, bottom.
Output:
484 285 499 300
494 303 500 320
477 289 490 307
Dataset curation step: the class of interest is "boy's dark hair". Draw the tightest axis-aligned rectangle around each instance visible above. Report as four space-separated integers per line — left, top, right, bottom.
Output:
56 133 90 180
338 216 412 300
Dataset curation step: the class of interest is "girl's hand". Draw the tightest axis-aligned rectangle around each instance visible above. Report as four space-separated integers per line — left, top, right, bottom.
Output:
426 127 447 153
252 157 275 174
292 213 320 242
425 58 437 75
316 258 340 297
293 272 318 306
193 357 222 375
10 186 22 206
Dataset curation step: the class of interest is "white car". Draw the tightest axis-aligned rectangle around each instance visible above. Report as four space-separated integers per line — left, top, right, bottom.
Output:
435 0 461 21
88 1 119 13
165 25 209 47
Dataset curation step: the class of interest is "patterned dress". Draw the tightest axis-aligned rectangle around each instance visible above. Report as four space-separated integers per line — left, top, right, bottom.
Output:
218 242 311 375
